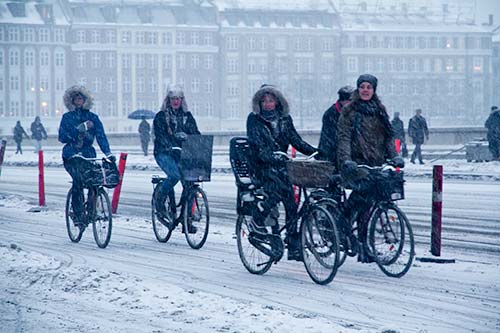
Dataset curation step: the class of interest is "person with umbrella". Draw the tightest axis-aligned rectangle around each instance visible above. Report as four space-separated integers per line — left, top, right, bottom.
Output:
138 116 151 156
153 84 200 231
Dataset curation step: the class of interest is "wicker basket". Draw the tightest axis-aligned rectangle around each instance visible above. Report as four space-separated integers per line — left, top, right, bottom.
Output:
286 160 336 187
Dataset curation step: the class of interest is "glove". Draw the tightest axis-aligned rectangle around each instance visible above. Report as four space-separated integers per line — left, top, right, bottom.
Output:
272 152 289 163
105 154 116 163
77 123 87 133
341 160 358 177
175 132 188 141
391 156 405 168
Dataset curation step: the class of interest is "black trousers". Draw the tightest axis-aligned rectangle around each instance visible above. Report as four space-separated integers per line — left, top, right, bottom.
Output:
63 158 92 219
411 143 423 162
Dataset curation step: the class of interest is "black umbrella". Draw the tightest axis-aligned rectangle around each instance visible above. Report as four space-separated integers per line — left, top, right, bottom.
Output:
128 109 156 120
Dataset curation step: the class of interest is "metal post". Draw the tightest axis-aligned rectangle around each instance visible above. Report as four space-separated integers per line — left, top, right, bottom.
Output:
431 165 443 256
111 152 128 214
38 150 45 207
0 138 6 176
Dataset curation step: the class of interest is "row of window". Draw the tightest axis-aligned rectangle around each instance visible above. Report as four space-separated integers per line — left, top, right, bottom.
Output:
0 76 65 92
225 35 337 52
74 30 214 46
0 49 65 67
0 27 65 43
343 35 491 50
346 56 485 73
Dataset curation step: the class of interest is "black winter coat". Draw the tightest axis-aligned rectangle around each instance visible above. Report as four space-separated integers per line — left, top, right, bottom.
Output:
153 108 200 158
391 118 405 141
317 101 342 164
31 121 47 141
408 115 429 145
485 110 500 141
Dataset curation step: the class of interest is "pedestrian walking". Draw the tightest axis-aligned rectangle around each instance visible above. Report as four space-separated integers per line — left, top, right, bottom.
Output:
408 109 429 164
138 116 151 156
13 121 30 154
391 112 408 157
30 116 48 153
485 105 500 161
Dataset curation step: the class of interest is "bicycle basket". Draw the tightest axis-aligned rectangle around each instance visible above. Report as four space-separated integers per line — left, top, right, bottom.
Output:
286 160 336 188
376 170 405 201
82 159 119 188
179 135 213 182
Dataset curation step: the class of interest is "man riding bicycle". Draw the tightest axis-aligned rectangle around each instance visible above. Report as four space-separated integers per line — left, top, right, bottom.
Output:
247 84 317 261
153 84 200 232
58 85 115 226
337 74 404 262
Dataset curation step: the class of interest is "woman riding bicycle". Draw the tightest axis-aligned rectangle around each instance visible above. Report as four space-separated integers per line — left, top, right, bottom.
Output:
153 84 200 230
58 85 115 226
337 74 404 262
247 84 317 261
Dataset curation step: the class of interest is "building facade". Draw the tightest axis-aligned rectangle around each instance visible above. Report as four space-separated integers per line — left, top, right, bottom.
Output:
0 0 495 135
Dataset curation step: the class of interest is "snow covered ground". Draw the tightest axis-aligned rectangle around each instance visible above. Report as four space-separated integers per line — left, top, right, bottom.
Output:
1 149 499 332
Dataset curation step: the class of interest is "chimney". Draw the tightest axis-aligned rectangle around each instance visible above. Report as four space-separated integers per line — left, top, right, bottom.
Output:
489 14 493 26
7 2 26 17
442 4 449 13
35 4 54 24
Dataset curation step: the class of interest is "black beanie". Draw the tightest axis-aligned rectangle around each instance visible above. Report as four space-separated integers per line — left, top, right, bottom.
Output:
357 74 378 92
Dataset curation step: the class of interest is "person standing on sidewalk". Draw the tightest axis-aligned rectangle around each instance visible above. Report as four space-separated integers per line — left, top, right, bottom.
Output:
138 116 151 156
30 116 48 153
408 109 429 164
391 112 408 158
13 121 30 154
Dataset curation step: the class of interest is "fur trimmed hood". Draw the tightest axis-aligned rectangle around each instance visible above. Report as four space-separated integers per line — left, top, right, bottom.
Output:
63 85 94 111
251 85 289 117
160 84 188 112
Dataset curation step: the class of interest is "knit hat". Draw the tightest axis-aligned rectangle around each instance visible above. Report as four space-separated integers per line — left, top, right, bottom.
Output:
356 74 378 92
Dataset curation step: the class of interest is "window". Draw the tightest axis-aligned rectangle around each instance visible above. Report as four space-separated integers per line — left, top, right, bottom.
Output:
122 54 131 68
26 101 35 117
405 37 415 49
92 53 101 68
93 78 101 91
434 58 442 72
90 30 100 43
40 50 49 67
418 37 427 49
322 38 334 52
457 58 465 73
227 82 239 96
137 54 145 68
203 55 213 69
55 77 65 91
106 53 115 68
77 53 85 67
24 28 35 42
228 103 239 119
107 77 115 92
77 30 85 43
24 50 35 67
105 30 116 43
162 32 172 45
473 57 483 72
9 27 20 41
376 58 384 72
249 37 256 50
226 36 238 50
121 31 131 43
123 77 130 93
54 29 65 43
275 37 286 51
303 59 312 73
0 102 3 117
176 31 185 45
191 78 200 93
136 31 145 44
137 77 145 93
259 37 267 50
163 54 172 70
55 52 64 66
347 56 358 72
177 54 185 69
106 101 116 116
191 32 199 45
248 59 257 73
191 101 199 114
40 77 49 91
203 32 212 45
10 101 20 117
204 79 213 93
191 55 200 69
0 50 3 66
205 102 214 117
445 58 454 72
149 55 157 69
227 58 238 73
9 49 19 66
0 77 3 91
146 32 157 44
39 28 49 42
0 28 4 41
276 57 287 73
149 77 156 92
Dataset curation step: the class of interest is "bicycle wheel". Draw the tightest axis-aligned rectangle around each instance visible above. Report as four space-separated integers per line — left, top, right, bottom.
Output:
366 203 415 278
151 185 173 243
236 214 273 275
301 205 340 285
317 198 348 267
92 188 112 249
183 187 209 249
65 189 84 243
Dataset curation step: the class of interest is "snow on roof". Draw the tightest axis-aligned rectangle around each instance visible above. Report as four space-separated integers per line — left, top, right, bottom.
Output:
214 0 335 13
0 2 69 26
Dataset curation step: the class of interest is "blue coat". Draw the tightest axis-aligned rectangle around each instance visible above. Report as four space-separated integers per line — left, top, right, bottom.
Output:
58 108 111 160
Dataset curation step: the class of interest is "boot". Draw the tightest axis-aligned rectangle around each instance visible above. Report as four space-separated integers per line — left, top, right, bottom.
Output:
285 233 303 261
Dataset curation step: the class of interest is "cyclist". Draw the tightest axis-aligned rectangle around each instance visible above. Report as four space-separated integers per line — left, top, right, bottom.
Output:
337 74 404 262
58 85 115 226
317 85 354 165
153 84 200 232
247 84 317 261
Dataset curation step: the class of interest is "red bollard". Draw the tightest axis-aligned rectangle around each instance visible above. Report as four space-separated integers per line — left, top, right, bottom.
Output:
0 138 6 176
38 150 45 206
111 152 127 214
394 139 401 154
431 165 443 256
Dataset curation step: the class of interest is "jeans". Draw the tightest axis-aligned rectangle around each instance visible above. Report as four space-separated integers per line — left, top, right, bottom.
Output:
154 153 181 213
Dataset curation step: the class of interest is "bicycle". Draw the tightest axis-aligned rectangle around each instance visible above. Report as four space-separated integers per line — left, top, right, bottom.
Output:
151 135 213 249
230 137 342 285
65 156 117 249
321 162 415 278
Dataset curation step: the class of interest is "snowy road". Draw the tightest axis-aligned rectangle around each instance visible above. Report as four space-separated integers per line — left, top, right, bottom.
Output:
1 166 499 332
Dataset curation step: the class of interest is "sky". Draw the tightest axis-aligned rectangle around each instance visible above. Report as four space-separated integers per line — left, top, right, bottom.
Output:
475 0 500 25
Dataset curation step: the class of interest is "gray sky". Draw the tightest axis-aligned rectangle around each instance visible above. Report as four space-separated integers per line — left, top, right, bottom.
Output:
475 0 500 25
